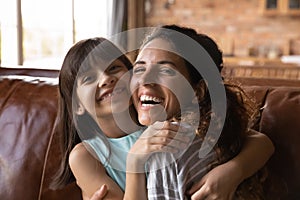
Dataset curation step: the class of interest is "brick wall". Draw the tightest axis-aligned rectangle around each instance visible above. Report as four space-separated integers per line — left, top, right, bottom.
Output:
144 0 300 57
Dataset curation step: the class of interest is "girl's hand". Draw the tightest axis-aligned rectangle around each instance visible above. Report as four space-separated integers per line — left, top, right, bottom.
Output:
187 163 240 200
187 129 274 200
127 121 190 172
88 185 108 200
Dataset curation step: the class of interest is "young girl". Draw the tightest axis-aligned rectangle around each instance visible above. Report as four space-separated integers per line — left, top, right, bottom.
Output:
51 35 273 200
51 37 193 199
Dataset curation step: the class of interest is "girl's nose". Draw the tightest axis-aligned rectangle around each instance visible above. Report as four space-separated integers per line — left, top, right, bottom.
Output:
98 75 117 88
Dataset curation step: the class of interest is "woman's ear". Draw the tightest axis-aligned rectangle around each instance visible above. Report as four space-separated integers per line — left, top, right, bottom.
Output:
76 103 85 115
192 80 207 104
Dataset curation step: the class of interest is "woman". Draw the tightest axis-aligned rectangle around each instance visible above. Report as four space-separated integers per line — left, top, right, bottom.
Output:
125 25 274 199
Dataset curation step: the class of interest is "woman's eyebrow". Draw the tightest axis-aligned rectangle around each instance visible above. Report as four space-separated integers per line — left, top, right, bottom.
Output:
134 60 176 67
157 60 176 67
133 60 145 66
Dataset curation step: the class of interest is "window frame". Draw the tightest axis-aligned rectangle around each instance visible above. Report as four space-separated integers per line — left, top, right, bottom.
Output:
260 0 300 16
0 0 110 70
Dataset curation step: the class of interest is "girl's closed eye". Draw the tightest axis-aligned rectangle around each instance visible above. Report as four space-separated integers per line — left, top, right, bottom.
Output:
81 74 96 84
106 62 128 74
108 65 122 72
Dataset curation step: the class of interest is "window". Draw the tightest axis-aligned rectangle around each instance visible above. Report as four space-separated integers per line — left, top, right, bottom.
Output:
266 0 278 9
289 0 300 9
0 0 109 70
260 0 300 16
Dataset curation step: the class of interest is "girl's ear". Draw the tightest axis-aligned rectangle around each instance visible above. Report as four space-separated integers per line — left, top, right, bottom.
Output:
192 80 207 104
76 103 85 115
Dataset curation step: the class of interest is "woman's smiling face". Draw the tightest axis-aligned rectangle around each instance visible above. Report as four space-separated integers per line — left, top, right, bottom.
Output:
130 38 195 126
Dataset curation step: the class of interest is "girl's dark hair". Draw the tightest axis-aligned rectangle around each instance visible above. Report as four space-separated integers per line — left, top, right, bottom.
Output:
141 24 258 162
50 37 132 189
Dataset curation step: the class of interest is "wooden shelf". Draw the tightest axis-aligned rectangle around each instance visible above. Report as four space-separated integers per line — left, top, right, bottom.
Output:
222 60 300 80
223 56 284 66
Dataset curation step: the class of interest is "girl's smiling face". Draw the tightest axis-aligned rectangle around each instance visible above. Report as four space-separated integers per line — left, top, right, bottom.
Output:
76 59 131 122
130 38 196 126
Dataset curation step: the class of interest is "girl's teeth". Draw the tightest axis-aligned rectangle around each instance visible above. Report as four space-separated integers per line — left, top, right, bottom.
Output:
101 88 124 100
101 93 112 100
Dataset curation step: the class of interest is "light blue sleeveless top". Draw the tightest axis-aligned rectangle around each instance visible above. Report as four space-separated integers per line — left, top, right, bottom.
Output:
83 129 143 191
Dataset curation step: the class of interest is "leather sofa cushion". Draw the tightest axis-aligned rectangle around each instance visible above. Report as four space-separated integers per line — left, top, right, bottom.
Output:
0 77 59 199
259 87 300 199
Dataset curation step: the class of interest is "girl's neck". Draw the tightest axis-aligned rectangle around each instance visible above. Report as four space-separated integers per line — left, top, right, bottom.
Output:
98 107 140 138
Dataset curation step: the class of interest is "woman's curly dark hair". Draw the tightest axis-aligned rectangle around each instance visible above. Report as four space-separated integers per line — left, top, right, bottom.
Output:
142 24 266 199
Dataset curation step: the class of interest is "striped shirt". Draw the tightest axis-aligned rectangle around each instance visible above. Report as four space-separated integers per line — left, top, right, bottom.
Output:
146 135 220 200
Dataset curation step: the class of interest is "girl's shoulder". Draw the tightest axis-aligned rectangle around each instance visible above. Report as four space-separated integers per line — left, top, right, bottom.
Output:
69 142 91 162
69 142 104 173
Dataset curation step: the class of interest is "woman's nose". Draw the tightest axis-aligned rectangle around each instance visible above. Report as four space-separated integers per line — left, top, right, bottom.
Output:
138 69 156 86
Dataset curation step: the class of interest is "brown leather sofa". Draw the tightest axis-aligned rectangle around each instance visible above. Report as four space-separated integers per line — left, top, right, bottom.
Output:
0 67 81 200
0 67 299 200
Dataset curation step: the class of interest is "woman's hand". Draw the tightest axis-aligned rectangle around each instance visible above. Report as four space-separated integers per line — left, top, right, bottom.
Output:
186 163 240 200
127 121 190 172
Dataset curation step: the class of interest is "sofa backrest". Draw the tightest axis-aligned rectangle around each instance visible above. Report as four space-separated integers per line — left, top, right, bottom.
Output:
0 68 81 200
236 78 300 199
259 87 300 199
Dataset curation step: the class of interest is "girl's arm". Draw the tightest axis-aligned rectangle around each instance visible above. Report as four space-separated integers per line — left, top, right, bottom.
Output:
124 121 190 200
123 158 148 200
187 129 274 199
69 142 124 199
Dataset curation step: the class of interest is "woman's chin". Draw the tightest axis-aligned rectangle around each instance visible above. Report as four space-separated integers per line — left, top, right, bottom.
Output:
138 114 152 126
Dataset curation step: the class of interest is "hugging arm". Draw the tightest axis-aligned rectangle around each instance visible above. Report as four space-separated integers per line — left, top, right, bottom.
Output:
69 143 124 200
187 129 274 200
89 129 274 200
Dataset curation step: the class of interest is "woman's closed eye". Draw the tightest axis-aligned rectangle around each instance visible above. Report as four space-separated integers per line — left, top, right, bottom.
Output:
159 66 176 76
133 66 146 75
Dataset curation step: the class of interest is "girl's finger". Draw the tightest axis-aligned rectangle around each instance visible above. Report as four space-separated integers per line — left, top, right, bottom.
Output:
148 135 189 149
146 144 179 154
152 130 191 143
189 185 209 200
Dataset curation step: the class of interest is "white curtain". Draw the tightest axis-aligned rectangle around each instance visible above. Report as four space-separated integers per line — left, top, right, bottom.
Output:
107 0 128 50
107 0 145 52
107 0 126 36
